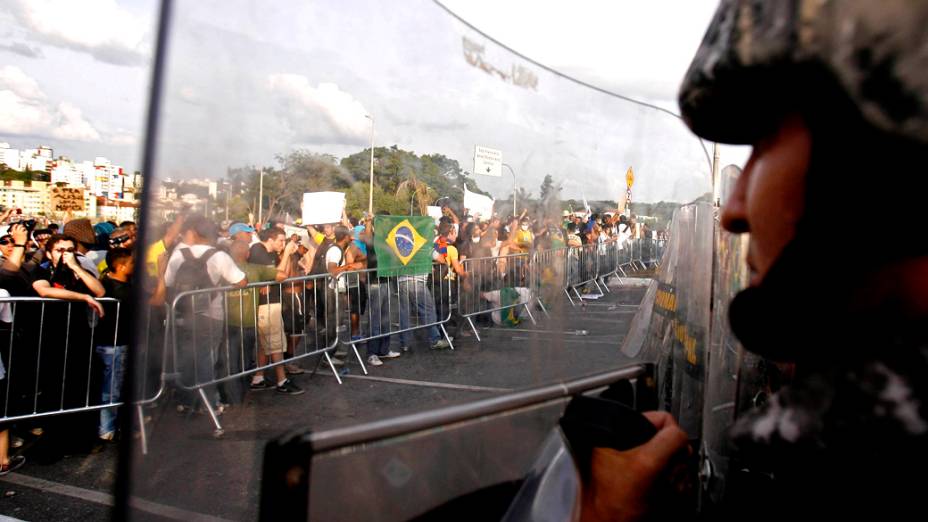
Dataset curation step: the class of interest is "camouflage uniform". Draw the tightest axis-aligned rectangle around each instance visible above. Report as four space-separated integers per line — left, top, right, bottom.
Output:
678 1 928 518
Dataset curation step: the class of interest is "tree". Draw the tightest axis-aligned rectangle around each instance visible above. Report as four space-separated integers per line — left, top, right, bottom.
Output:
539 174 557 201
342 182 406 216
229 145 494 221
396 172 438 216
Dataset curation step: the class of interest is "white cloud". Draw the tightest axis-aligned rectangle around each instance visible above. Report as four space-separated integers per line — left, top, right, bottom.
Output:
0 42 45 59
5 0 150 66
0 66 101 142
0 65 45 100
52 102 101 141
267 74 371 144
108 132 138 146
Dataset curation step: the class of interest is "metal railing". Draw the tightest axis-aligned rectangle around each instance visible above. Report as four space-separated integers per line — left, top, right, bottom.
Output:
168 274 340 435
0 297 125 422
532 247 569 317
458 253 536 341
0 237 660 444
565 243 605 306
337 263 455 359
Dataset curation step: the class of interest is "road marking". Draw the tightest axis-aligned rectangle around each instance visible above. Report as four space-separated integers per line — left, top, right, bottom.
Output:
480 327 590 335
578 301 641 306
577 310 638 312
510 336 620 345
0 473 233 522
319 372 511 393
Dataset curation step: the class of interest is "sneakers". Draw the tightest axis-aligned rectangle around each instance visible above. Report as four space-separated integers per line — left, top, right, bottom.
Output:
400 345 410 352
11 436 24 449
328 355 345 366
250 378 274 391
382 350 401 359
276 379 305 395
99 431 116 442
431 339 451 350
285 363 305 375
367 355 383 366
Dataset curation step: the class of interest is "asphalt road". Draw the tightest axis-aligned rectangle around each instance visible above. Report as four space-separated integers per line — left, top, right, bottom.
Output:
0 280 647 521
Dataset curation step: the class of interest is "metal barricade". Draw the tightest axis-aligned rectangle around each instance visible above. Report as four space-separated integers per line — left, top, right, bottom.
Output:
565 244 605 306
531 247 569 317
169 274 339 436
0 296 127 425
653 239 666 266
629 239 648 271
596 238 619 291
134 303 170 454
338 263 455 358
458 253 536 340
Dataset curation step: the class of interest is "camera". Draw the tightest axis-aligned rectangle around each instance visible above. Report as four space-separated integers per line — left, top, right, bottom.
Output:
109 234 131 247
12 218 37 232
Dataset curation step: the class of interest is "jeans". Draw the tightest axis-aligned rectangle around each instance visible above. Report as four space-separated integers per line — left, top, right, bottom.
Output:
223 325 255 404
175 315 222 409
366 283 392 357
96 345 127 436
398 278 440 346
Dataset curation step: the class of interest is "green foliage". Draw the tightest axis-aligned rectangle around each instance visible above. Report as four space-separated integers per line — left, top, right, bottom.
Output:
0 165 47 182
341 182 407 217
226 146 496 224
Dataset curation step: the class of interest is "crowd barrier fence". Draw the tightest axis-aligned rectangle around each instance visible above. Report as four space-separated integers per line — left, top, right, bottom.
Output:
0 238 664 441
336 263 455 359
458 253 536 341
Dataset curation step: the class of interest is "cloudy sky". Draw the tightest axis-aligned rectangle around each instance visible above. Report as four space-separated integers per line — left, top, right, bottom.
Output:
0 0 749 202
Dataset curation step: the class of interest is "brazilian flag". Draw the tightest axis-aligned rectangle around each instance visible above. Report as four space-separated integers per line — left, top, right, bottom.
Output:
374 215 435 278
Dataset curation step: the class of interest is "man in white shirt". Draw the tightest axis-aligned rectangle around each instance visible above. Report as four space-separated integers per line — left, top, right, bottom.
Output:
164 215 247 412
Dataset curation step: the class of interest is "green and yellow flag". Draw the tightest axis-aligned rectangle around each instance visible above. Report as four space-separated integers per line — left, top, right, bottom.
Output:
374 215 435 277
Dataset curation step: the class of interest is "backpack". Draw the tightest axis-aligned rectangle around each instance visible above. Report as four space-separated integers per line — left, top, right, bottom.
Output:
310 240 340 276
170 247 219 316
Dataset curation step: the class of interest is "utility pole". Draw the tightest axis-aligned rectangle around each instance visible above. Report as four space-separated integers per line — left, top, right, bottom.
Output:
258 168 265 225
502 163 517 217
365 115 375 215
711 143 721 207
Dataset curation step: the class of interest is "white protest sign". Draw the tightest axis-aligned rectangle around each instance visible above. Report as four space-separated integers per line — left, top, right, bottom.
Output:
427 206 444 224
474 145 502 177
464 186 494 219
301 192 345 225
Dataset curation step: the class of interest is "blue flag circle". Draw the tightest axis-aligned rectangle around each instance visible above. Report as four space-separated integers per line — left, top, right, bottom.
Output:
393 226 416 256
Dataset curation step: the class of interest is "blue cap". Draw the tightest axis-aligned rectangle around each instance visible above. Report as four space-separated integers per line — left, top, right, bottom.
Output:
229 223 256 236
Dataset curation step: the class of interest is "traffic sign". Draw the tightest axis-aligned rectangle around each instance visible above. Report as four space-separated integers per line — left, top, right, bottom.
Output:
474 145 502 177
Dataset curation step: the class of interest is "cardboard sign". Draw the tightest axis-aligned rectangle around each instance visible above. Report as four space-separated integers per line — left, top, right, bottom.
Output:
50 186 85 212
426 206 443 224
301 192 345 225
463 186 494 219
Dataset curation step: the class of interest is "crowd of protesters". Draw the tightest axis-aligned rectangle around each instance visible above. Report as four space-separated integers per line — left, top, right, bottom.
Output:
0 208 137 476
0 202 657 476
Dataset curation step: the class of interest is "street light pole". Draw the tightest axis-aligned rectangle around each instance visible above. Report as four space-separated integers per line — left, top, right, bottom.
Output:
502 163 517 217
258 168 265 225
365 115 375 215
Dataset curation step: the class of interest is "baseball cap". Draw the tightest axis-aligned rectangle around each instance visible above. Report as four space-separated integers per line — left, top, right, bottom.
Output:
229 222 256 236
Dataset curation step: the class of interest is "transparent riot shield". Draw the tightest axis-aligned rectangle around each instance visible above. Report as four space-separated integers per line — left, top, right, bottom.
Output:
121 1 711 519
